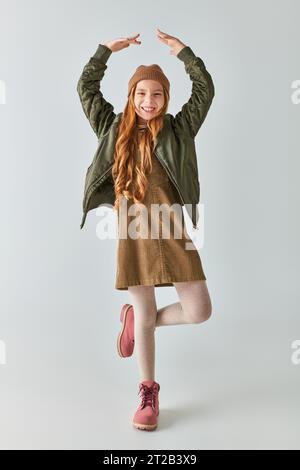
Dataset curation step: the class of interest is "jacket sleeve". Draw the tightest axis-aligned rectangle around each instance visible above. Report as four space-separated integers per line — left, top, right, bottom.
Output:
172 46 215 139
76 44 116 138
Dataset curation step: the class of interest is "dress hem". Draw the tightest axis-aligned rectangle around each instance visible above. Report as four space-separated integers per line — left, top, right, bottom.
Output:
115 275 206 291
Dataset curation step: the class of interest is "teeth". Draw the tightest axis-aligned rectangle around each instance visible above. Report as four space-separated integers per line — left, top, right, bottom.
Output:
142 107 155 112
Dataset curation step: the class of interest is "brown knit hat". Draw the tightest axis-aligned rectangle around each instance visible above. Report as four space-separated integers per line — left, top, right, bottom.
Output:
127 64 170 97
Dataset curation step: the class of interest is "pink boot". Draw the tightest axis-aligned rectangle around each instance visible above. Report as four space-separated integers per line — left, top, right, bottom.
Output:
132 380 160 431
117 304 135 358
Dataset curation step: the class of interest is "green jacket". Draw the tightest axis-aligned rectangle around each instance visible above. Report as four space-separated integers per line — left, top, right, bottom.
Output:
77 43 214 230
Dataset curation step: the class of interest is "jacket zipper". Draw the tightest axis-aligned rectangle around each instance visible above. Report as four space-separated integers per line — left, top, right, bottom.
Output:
153 150 185 206
154 150 199 230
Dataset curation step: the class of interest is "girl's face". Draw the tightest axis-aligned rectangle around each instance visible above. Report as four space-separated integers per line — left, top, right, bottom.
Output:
134 80 165 124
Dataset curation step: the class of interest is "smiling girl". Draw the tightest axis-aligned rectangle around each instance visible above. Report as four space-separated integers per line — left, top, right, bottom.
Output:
77 28 215 431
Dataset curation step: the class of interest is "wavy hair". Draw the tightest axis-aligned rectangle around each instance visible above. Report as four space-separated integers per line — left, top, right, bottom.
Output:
112 83 170 212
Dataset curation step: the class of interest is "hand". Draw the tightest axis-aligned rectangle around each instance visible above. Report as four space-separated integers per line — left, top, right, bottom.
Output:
156 28 186 56
105 34 141 53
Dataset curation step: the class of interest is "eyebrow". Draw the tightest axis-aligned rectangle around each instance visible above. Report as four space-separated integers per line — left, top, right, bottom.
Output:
136 88 163 92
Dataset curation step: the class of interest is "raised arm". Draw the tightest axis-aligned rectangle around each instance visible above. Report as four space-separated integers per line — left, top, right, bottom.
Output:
156 28 215 139
173 46 215 139
76 44 116 139
77 35 142 139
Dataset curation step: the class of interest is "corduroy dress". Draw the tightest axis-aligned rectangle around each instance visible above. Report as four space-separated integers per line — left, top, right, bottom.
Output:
115 124 206 290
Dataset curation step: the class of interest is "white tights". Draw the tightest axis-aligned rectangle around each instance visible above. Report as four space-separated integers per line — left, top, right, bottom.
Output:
127 280 212 382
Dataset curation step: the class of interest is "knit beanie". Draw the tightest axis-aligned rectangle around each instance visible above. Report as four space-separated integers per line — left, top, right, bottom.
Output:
127 64 170 97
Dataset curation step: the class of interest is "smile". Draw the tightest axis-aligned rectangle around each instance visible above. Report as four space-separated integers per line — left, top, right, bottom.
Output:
141 107 156 113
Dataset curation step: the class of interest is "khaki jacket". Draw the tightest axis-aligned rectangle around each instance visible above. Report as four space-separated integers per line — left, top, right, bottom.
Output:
77 43 215 229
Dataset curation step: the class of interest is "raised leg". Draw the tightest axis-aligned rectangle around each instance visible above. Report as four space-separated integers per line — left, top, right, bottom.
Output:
155 280 212 326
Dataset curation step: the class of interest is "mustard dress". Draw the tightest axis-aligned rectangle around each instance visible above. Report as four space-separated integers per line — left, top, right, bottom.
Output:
115 124 206 290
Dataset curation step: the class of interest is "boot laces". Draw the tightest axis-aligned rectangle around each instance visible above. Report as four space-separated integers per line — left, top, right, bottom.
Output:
138 383 158 409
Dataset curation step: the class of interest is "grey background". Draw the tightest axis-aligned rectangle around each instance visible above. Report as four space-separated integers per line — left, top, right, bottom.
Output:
0 0 299 450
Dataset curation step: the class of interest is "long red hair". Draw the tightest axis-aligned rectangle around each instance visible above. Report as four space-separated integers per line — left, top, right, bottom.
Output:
112 83 170 212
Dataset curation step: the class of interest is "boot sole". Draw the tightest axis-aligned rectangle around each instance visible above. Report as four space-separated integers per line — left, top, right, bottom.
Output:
132 421 157 431
117 304 133 358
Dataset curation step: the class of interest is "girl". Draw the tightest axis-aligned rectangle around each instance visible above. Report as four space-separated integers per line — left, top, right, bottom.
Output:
77 29 215 431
